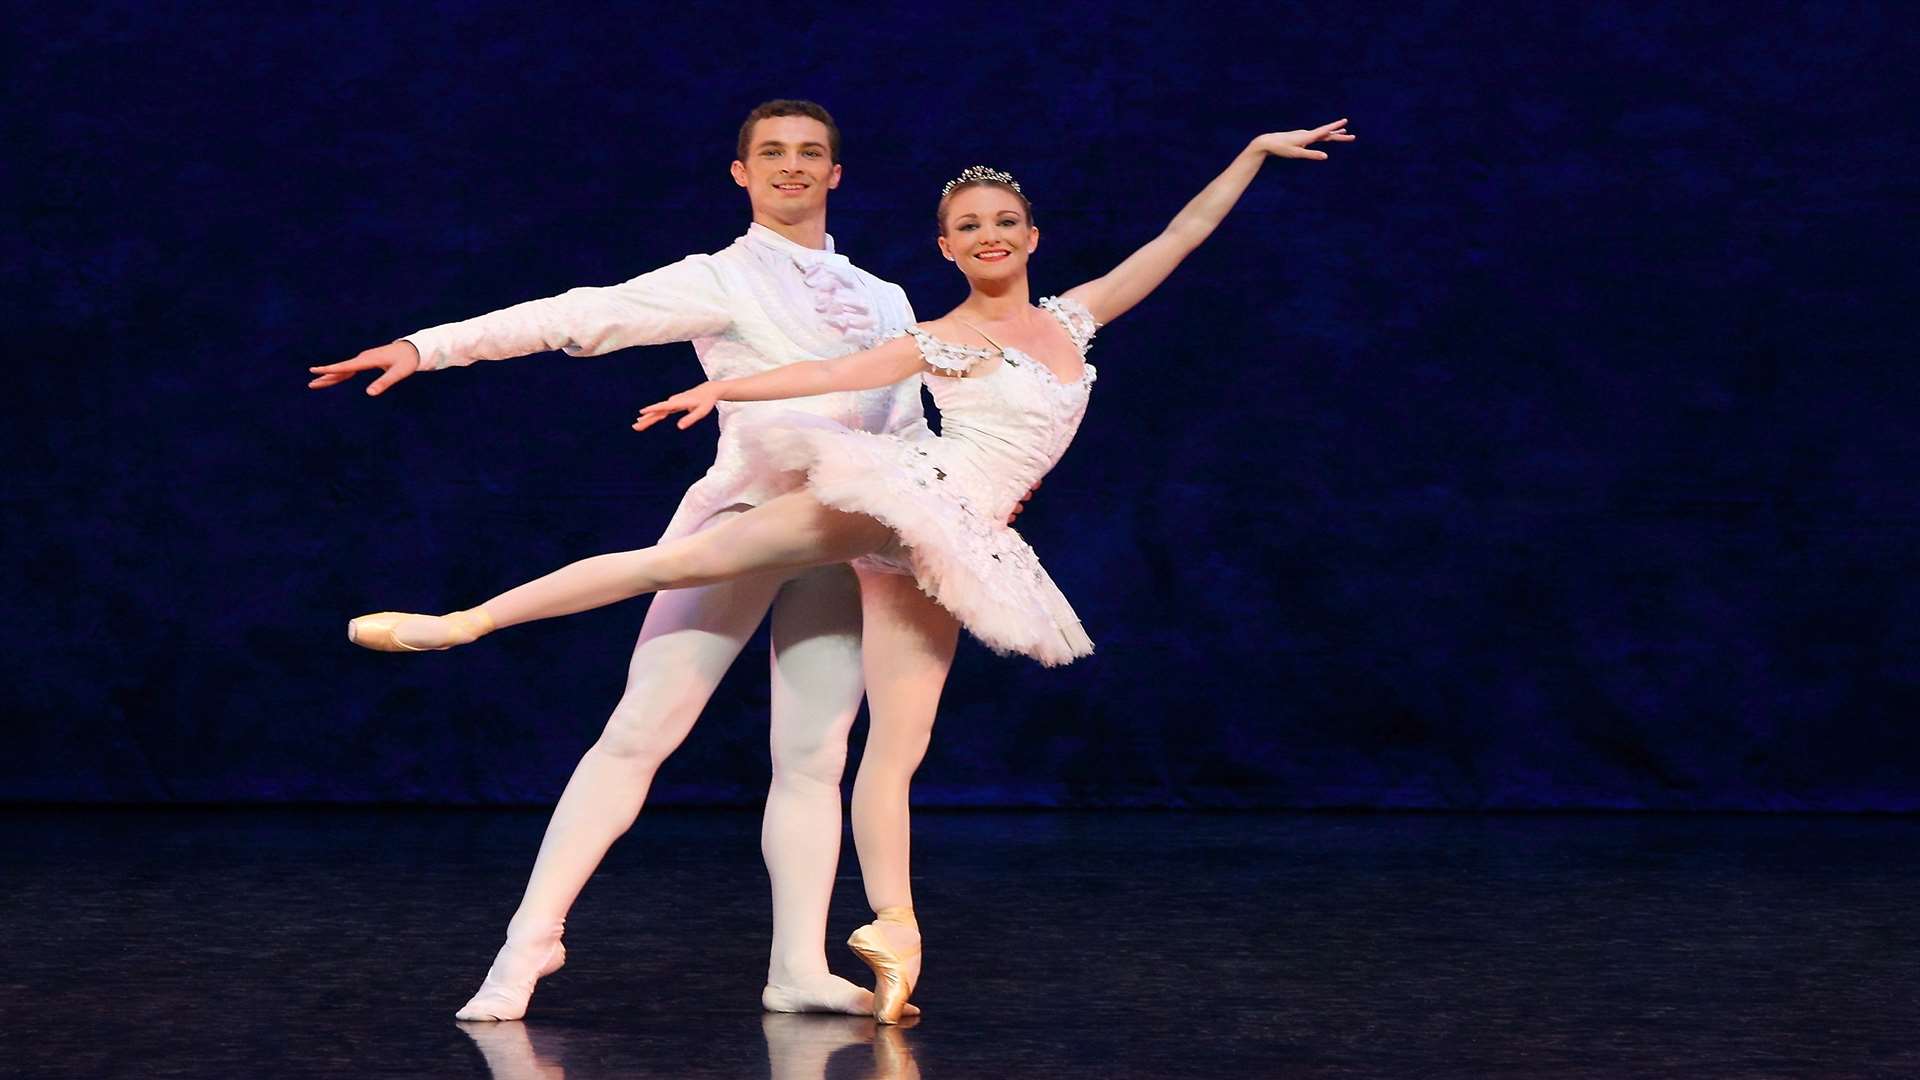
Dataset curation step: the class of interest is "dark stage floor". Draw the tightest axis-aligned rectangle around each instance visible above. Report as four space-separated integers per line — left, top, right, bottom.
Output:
2 808 1916 1079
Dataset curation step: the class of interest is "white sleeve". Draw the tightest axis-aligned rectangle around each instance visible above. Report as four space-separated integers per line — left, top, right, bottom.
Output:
402 255 732 371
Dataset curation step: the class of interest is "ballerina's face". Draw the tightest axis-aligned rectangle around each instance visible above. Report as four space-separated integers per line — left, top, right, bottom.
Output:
938 185 1038 284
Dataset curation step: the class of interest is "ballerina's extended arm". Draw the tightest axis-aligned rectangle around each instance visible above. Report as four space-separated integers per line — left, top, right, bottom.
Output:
1063 119 1355 326
632 331 1041 523
631 334 928 431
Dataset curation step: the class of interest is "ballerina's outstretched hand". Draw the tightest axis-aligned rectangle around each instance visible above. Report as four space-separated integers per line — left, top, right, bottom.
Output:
1251 119 1356 160
1057 117 1355 326
633 382 726 430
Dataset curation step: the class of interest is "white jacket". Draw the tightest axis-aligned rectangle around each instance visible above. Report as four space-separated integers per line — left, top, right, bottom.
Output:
404 224 930 540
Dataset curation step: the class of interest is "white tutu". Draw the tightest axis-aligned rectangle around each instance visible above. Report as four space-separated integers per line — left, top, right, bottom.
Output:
734 411 1094 667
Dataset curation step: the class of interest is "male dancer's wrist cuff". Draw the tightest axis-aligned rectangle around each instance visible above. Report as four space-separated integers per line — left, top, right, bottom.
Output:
400 331 448 371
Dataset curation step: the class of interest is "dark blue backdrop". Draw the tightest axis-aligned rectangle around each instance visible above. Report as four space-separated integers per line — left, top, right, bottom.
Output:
7 2 1914 808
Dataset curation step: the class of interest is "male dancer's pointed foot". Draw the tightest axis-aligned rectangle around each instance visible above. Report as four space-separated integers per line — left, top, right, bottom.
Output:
350 608 495 652
454 936 567 1022
761 973 921 1018
847 906 922 1025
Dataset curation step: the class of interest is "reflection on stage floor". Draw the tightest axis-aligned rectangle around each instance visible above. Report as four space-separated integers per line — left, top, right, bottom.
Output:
2 808 1916 1078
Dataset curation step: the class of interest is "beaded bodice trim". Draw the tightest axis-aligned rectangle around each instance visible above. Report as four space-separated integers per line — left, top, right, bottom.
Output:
1038 295 1098 354
905 296 1099 381
907 329 997 376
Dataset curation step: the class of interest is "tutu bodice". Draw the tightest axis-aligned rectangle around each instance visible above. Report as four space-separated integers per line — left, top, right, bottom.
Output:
908 295 1097 522
733 295 1101 665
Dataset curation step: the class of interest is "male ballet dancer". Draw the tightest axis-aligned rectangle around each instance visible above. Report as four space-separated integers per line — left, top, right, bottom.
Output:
309 100 927 1020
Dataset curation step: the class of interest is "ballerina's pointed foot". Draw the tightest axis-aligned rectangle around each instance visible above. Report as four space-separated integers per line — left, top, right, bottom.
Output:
846 906 923 1025
761 973 921 1018
454 936 566 1022
349 608 495 653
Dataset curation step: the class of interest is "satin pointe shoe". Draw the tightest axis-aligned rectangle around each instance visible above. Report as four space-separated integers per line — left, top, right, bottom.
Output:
454 935 567 1022
347 608 494 652
847 905 922 1025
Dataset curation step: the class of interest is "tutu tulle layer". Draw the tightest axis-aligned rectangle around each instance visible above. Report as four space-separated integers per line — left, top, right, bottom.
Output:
734 412 1093 666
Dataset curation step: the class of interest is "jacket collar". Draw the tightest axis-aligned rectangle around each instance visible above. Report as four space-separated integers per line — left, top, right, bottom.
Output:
745 222 838 260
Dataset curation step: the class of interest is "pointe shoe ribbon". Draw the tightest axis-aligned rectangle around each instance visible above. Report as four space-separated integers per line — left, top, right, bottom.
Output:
348 608 495 652
847 905 921 1025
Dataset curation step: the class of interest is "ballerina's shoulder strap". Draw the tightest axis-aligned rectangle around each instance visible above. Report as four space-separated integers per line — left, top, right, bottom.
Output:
908 326 997 376
1039 296 1099 354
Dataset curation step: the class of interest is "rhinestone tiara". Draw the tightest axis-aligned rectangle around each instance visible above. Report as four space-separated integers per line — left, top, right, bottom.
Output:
941 165 1023 199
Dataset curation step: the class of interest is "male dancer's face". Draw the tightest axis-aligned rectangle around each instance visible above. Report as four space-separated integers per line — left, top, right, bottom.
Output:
731 116 842 225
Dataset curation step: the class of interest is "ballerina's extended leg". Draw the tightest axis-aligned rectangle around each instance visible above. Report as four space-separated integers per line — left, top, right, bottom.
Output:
348 492 892 651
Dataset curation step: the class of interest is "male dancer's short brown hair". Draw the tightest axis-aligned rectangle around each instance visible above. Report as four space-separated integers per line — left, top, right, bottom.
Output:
736 99 842 164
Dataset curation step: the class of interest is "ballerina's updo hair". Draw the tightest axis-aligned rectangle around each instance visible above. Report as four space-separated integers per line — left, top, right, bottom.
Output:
936 166 1034 233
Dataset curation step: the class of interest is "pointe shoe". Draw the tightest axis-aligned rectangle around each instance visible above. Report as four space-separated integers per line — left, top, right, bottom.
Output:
348 608 494 652
847 906 921 1025
454 937 567 1022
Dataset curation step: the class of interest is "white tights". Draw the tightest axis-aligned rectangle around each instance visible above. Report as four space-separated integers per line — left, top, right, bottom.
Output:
470 494 957 1012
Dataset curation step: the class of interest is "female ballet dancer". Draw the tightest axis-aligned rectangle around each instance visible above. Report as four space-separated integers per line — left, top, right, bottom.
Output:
350 119 1354 1021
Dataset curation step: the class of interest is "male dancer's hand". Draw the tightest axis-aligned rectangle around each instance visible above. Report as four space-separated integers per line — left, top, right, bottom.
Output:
307 341 422 396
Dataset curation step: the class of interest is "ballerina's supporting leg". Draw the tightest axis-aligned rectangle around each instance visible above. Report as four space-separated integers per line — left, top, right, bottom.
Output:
351 492 894 650
846 569 959 1023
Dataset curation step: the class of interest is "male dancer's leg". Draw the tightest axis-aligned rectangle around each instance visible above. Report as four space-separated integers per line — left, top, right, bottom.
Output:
457 509 786 1021
757 562 873 1013
846 570 959 1015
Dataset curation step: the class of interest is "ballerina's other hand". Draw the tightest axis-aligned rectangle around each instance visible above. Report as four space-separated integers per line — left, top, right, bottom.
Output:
1252 119 1356 161
633 383 724 431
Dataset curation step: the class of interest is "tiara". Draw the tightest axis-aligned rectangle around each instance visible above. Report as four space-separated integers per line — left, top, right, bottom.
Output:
941 165 1023 199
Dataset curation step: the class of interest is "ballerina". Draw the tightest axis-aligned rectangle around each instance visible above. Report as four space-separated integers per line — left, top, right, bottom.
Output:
351 119 1354 1021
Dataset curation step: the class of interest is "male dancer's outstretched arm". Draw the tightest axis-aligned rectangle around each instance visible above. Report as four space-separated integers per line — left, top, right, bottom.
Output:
307 254 733 395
